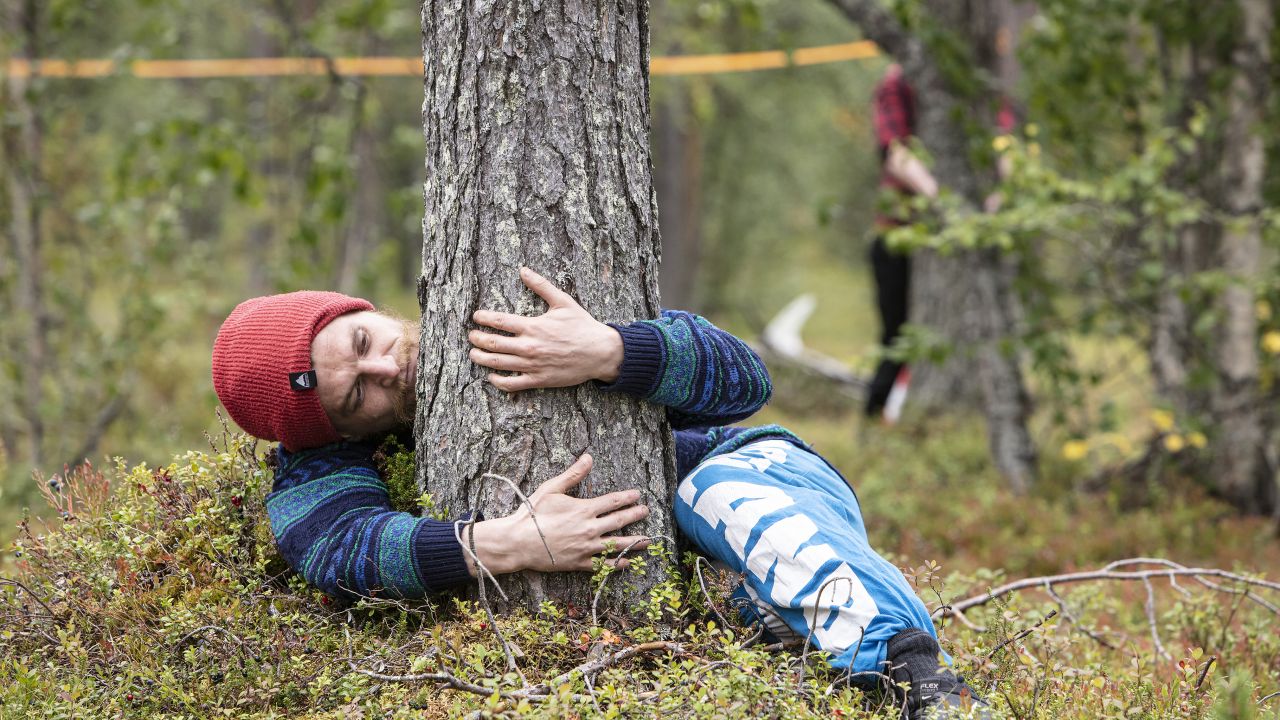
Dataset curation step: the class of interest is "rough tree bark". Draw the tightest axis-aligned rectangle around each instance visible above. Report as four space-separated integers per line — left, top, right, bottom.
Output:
415 0 677 614
826 0 1038 492
1210 0 1274 514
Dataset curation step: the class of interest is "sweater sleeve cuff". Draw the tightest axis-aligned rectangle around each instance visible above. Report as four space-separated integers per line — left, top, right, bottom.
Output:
414 516 474 592
598 322 665 398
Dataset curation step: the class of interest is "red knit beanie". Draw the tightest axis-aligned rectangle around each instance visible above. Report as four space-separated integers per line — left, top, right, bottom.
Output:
212 291 374 451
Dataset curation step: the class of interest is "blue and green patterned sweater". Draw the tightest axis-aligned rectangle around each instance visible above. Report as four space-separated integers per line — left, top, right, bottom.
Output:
266 310 801 599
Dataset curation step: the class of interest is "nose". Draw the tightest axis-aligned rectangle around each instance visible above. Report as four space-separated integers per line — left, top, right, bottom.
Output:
361 354 400 386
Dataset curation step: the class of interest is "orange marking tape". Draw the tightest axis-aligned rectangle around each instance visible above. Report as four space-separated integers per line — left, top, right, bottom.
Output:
3 41 880 80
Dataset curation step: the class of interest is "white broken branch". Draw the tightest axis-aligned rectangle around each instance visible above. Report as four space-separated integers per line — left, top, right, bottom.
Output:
757 294 867 390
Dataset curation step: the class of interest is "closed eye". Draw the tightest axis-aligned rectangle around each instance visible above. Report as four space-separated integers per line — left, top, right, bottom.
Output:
341 327 371 417
354 328 369 411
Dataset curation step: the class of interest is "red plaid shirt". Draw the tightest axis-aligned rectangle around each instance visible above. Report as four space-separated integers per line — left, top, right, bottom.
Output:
874 66 916 168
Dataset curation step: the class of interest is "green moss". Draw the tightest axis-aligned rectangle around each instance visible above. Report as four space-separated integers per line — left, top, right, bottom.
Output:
372 435 449 520
373 435 420 516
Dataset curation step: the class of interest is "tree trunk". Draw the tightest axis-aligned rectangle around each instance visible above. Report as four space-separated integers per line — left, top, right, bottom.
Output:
415 0 677 615
653 82 703 311
827 0 1039 491
3 0 48 472
1210 0 1274 514
336 83 379 296
244 17 280 296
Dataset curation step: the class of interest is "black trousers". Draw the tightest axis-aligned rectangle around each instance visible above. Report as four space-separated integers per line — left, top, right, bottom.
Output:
865 236 911 417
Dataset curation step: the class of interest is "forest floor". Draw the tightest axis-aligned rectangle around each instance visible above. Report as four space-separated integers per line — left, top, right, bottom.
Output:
1 398 1277 718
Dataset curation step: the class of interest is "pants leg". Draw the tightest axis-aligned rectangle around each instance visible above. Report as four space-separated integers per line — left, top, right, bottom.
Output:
865 236 911 417
674 439 937 677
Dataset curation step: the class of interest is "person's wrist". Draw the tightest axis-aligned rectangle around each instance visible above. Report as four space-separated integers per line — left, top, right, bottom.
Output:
595 323 624 383
467 517 521 577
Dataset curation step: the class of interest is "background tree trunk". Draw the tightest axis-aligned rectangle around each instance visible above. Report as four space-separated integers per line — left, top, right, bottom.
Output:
1210 0 1274 514
335 82 379 296
653 82 703 312
827 0 1038 492
1143 2 1275 515
415 0 677 615
3 0 48 472
244 13 280 296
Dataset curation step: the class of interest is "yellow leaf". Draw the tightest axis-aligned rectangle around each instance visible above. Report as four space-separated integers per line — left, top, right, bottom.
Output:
1187 432 1208 449
1163 434 1186 453
1061 440 1089 461
1262 331 1280 355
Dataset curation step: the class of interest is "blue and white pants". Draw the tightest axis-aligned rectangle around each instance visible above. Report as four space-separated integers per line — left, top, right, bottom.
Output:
675 439 938 676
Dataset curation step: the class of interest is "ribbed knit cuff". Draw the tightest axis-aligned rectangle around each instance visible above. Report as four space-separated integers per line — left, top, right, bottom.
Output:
414 517 474 592
598 322 665 397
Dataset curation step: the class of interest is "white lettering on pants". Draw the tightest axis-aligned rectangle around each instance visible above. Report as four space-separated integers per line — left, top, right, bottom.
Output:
679 457 879 656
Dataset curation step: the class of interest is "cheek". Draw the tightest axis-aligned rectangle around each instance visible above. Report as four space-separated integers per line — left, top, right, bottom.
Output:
369 389 402 419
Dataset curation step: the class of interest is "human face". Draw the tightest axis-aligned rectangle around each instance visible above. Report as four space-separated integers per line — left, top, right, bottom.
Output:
311 310 419 440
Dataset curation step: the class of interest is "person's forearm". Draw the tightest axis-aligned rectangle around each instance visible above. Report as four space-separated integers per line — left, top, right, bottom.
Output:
268 448 474 599
886 142 938 199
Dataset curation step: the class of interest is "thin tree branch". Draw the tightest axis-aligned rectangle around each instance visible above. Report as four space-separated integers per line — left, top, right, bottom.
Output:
949 563 1280 615
986 610 1058 661
1044 582 1116 649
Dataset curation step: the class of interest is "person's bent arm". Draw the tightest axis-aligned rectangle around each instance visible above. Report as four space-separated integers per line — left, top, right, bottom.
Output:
469 267 772 429
601 310 771 428
885 142 939 199
268 445 648 599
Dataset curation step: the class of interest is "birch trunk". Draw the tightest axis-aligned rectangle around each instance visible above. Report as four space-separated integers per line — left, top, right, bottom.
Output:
415 0 677 614
1211 0 1274 514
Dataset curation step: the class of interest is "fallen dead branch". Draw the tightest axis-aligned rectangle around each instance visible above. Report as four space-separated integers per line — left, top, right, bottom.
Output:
755 294 867 391
940 558 1279 659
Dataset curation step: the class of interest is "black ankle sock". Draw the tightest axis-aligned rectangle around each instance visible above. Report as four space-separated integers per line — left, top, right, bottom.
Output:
886 628 944 685
885 628 988 717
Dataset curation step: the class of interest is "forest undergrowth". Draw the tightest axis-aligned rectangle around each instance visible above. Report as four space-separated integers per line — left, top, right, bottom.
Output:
1 414 1278 719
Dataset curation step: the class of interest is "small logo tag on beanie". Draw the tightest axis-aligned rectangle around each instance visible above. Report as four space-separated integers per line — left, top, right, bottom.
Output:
289 370 318 391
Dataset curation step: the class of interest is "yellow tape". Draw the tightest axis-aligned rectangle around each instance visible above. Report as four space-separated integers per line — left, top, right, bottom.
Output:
650 48 789 75
3 41 879 80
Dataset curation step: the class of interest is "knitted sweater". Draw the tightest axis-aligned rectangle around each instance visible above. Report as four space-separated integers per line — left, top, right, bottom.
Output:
266 310 801 599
